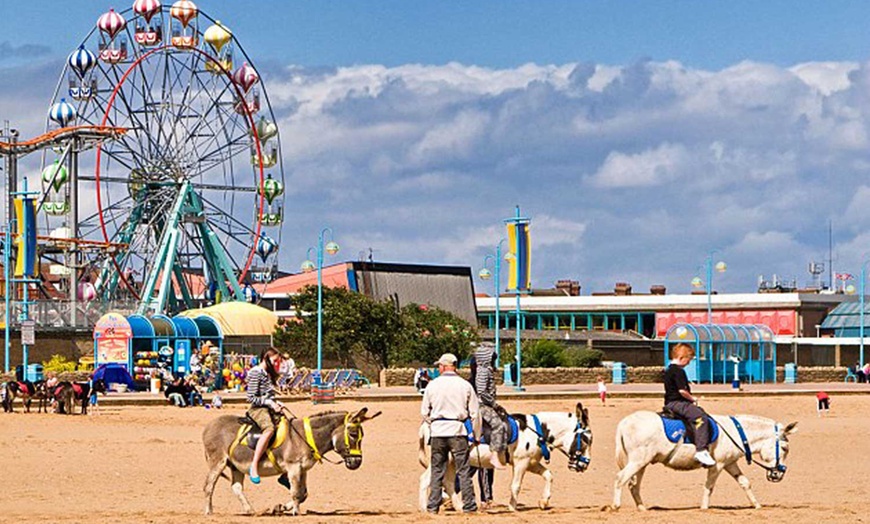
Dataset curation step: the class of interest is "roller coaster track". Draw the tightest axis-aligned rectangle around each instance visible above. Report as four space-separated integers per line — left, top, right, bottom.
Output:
0 125 128 156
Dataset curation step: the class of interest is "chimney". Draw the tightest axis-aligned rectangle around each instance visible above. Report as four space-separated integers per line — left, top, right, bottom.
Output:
650 285 666 295
555 279 581 296
614 282 632 296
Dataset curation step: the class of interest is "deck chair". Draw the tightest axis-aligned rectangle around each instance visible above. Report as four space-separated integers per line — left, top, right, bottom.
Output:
292 369 313 394
349 369 372 389
333 370 353 393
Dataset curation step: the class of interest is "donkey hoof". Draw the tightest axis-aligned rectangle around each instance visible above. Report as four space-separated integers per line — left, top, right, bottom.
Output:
637 504 647 511
538 499 550 510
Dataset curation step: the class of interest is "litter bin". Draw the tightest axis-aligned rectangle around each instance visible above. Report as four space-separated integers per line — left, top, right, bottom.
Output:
25 364 43 382
784 363 797 384
312 382 335 404
612 362 627 385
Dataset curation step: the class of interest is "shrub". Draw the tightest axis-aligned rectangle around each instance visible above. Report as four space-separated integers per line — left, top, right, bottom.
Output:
565 348 605 368
43 354 77 373
524 340 569 367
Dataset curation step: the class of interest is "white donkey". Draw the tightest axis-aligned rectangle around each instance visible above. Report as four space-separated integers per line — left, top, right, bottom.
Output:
612 411 797 511
418 402 592 512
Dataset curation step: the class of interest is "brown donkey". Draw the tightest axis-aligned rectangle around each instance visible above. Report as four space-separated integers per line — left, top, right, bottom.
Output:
202 408 381 516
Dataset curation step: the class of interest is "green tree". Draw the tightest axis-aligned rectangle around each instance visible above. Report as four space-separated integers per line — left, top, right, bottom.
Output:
398 303 478 366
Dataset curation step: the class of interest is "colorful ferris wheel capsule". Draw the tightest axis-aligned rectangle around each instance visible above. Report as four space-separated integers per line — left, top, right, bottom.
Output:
260 173 284 205
170 0 197 27
256 235 278 262
48 98 77 127
204 20 231 53
232 62 259 93
68 45 97 78
97 8 127 40
252 116 278 143
42 159 69 191
133 0 162 23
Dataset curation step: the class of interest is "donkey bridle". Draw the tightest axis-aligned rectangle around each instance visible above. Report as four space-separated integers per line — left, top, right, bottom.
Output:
719 416 787 482
526 415 591 468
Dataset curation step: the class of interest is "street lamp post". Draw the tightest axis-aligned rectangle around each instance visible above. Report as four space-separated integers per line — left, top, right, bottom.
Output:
479 238 508 367
860 259 870 368
301 227 339 386
693 251 726 324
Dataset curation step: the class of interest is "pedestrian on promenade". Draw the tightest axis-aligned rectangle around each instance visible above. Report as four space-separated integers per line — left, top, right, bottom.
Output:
597 375 607 405
421 353 480 514
816 391 830 417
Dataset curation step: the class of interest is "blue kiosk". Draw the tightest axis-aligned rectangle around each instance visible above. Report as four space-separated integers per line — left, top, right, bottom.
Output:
94 312 224 388
663 323 776 384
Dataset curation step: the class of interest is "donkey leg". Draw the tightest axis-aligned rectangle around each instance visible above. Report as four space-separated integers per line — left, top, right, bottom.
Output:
281 464 304 516
444 461 461 512
700 464 724 510
527 461 553 510
419 467 431 512
612 460 646 511
628 465 647 511
724 462 761 509
509 458 530 511
230 467 254 514
203 459 226 515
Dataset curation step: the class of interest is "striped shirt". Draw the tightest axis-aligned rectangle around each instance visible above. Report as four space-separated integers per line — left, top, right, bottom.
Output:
474 343 496 406
246 367 276 407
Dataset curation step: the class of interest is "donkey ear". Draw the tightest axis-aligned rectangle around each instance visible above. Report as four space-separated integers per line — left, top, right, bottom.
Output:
582 407 590 427
575 402 584 418
364 410 383 421
783 421 798 435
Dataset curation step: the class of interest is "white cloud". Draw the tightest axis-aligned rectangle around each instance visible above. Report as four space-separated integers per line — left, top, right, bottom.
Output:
7 56 870 293
588 143 689 188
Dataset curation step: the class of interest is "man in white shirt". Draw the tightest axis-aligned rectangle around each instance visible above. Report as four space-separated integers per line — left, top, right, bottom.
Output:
421 353 480 514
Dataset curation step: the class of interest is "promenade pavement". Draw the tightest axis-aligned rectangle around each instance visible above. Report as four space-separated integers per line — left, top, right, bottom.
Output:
93 380 870 407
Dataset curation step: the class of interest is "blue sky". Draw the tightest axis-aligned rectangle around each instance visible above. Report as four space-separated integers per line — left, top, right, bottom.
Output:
4 2 870 295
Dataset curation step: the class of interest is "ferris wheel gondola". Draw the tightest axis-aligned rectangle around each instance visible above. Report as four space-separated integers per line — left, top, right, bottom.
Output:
43 1 286 315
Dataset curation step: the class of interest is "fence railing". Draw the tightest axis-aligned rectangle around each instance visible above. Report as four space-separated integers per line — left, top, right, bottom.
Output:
0 299 138 329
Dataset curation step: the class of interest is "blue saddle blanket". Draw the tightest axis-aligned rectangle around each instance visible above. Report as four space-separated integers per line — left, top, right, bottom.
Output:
465 416 519 445
661 415 719 444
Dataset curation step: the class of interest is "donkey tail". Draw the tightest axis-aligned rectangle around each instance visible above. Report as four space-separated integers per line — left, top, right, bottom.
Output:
418 423 430 468
615 424 628 470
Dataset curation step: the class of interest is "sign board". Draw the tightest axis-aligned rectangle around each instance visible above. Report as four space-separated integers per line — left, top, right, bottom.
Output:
49 264 72 276
93 313 133 364
21 320 35 345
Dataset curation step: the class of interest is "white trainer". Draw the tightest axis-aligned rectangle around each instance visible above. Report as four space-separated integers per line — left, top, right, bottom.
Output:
694 450 716 467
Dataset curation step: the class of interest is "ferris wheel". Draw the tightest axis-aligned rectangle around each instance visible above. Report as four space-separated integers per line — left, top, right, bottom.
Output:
43 0 285 315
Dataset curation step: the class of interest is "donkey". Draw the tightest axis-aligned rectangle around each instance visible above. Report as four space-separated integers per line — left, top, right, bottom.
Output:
2 380 45 413
612 410 797 511
202 408 381 516
418 402 592 512
54 379 106 415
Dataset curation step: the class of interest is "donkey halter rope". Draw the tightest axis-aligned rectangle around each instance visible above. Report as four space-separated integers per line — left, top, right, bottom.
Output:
302 413 364 464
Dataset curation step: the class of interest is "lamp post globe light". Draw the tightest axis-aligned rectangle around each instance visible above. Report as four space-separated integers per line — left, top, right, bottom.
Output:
692 251 726 324
479 239 508 367
300 227 339 385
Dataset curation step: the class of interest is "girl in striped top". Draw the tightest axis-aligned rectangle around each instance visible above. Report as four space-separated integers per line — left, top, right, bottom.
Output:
247 347 284 484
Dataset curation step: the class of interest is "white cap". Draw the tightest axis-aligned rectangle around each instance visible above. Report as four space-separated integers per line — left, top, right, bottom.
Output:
435 353 458 366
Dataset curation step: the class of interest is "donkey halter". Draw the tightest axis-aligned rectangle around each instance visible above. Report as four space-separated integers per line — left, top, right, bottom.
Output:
723 418 787 483
343 413 364 456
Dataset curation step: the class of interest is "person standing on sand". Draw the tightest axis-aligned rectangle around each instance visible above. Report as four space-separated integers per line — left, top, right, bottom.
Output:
421 353 480 514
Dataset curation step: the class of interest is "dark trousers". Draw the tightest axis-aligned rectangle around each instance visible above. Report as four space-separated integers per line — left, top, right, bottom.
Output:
665 400 710 451
429 436 477 513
